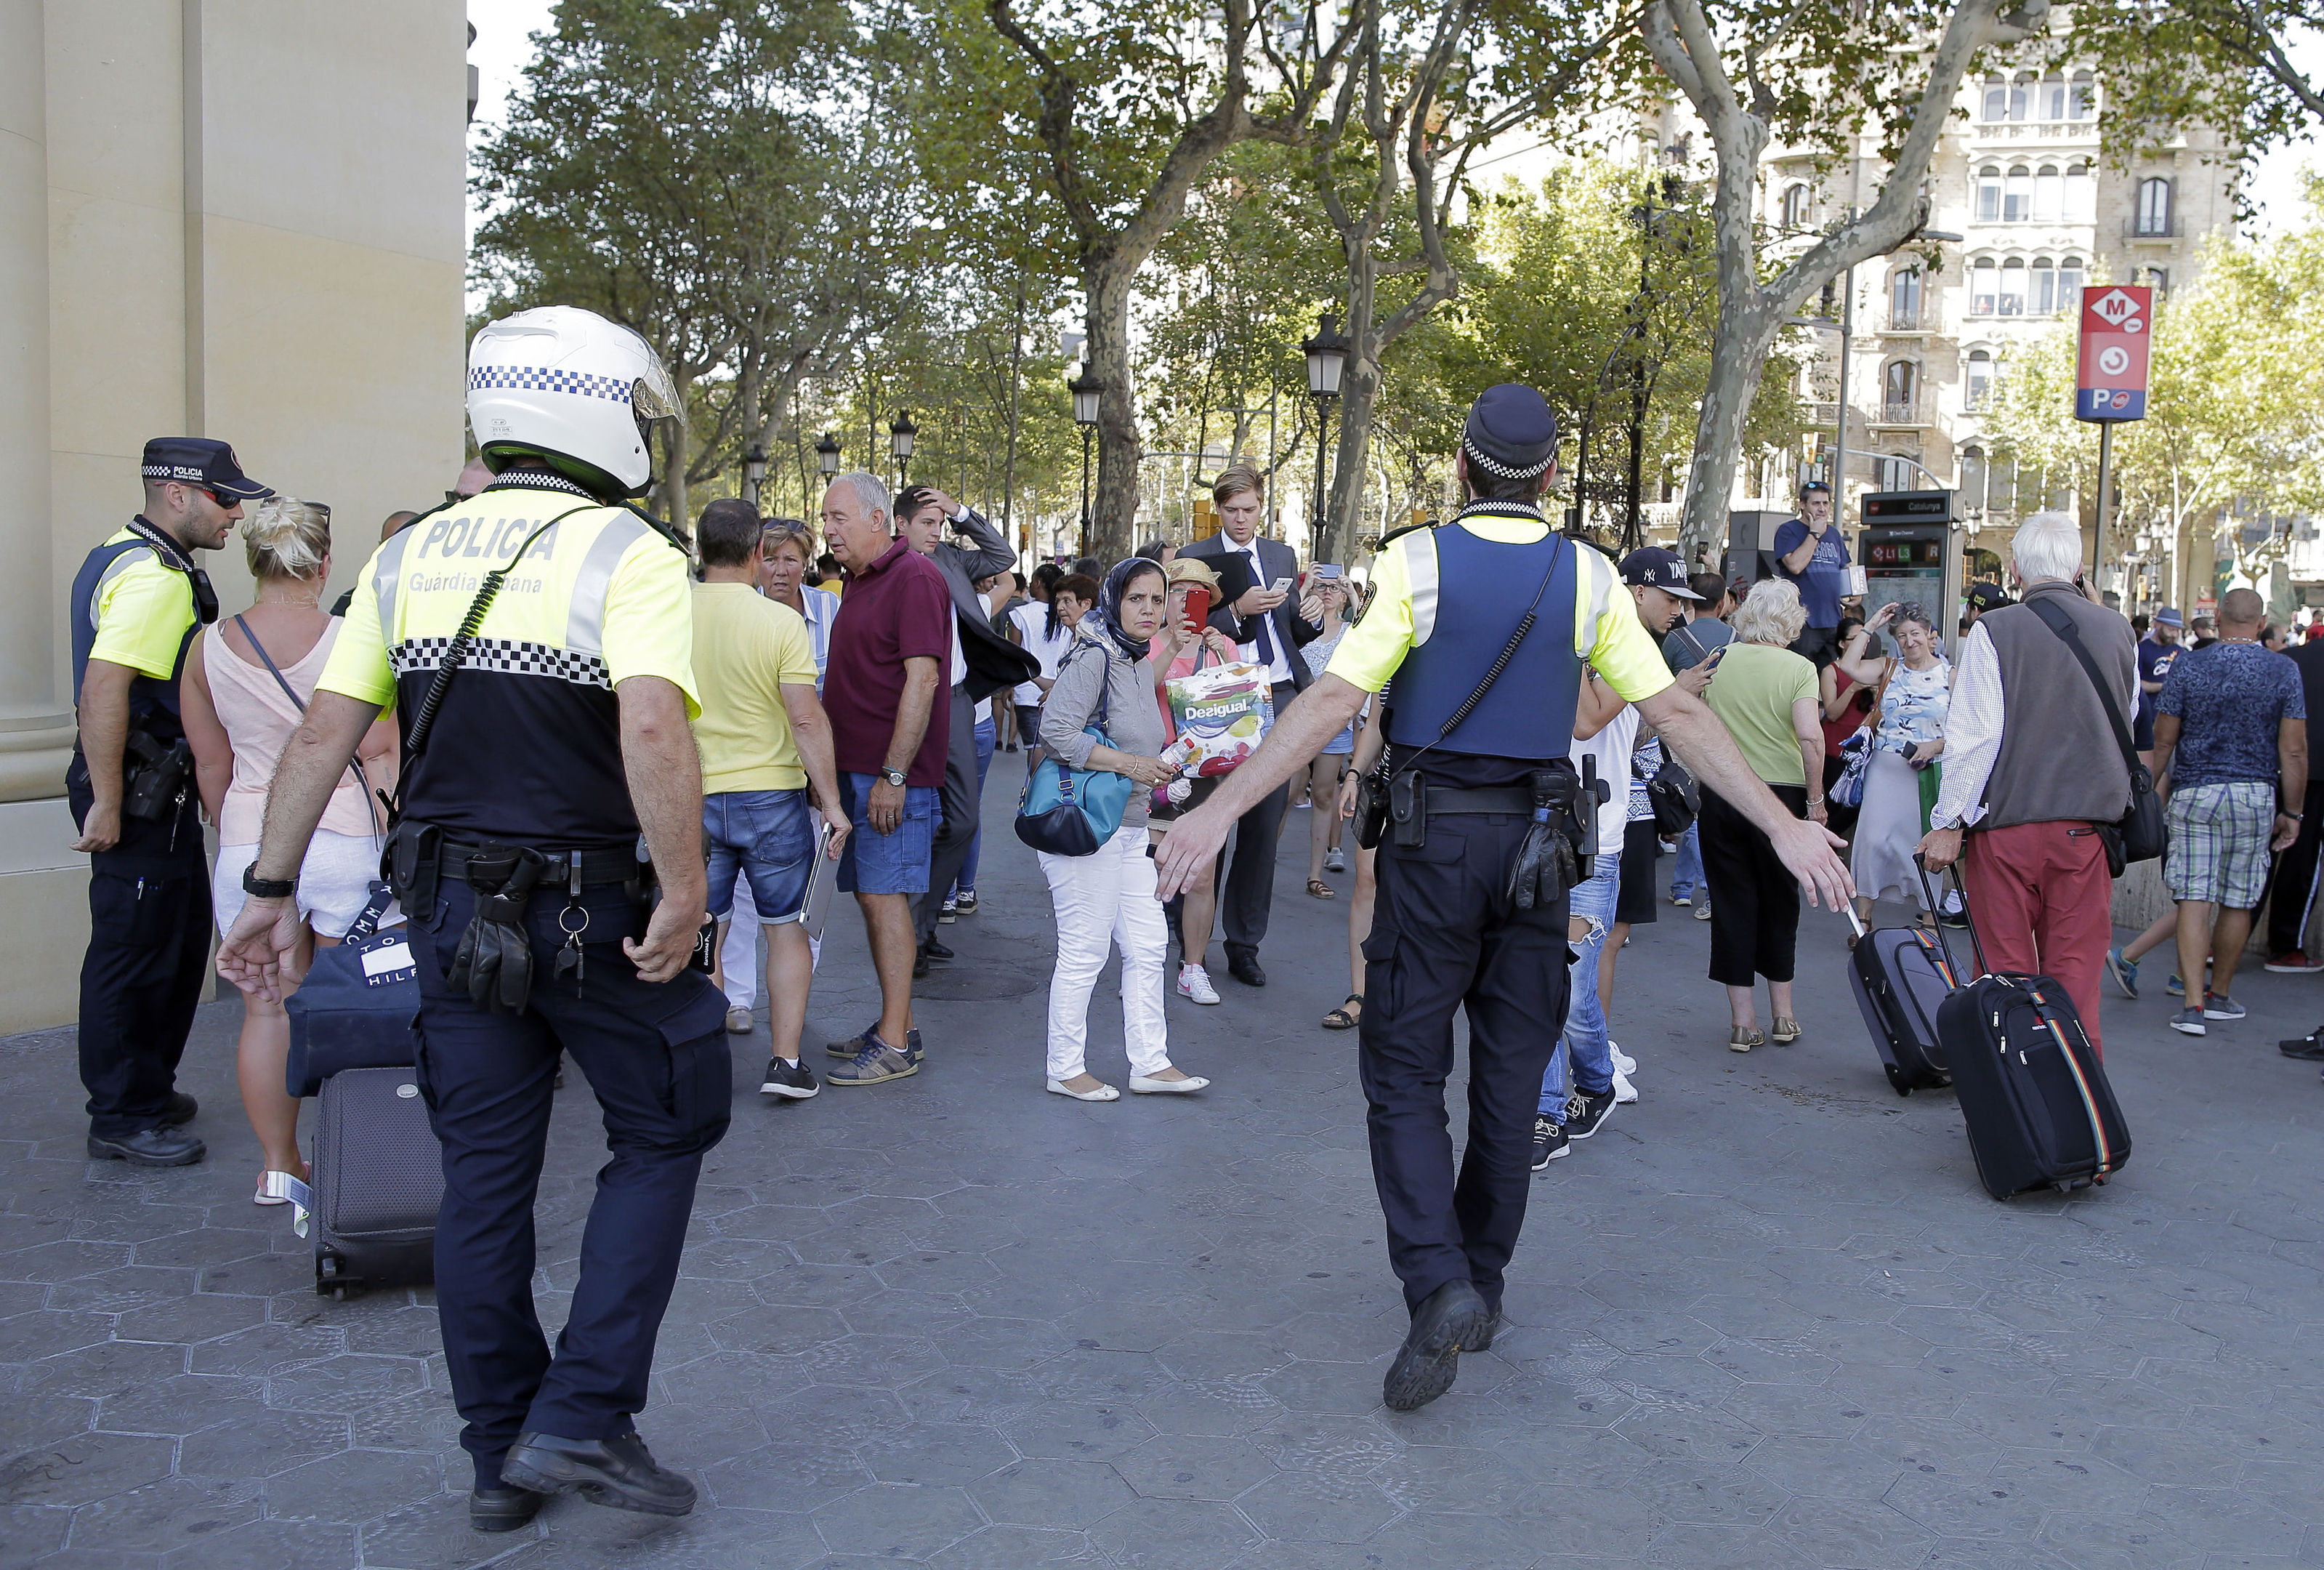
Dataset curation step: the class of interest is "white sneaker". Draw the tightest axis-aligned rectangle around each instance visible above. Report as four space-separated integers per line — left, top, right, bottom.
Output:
1325 847 1347 873
1177 964 1222 1005
1610 1041 1637 1076
1612 1068 1638 1105
1694 901 1712 921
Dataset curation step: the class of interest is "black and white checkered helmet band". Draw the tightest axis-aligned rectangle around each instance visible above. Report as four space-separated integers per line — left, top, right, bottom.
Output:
467 365 634 404
1461 435 1553 480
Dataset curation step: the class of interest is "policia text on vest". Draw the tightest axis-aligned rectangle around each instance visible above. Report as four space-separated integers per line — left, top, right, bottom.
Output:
1153 384 1855 1416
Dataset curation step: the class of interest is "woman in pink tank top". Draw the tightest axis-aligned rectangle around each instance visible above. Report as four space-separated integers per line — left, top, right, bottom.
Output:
180 499 398 1204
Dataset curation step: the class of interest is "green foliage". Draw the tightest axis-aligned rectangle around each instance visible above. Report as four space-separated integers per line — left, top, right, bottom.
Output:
2073 0 2324 175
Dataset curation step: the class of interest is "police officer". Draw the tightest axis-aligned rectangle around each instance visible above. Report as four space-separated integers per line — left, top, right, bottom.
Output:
219 307 725 1530
70 438 271 1166
1157 386 1853 1412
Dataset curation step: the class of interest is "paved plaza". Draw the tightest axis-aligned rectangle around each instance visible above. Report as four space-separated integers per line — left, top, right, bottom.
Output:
6 773 2324 1569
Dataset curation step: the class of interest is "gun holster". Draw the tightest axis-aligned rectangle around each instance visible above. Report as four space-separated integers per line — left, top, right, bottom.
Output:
446 844 549 1014
1506 769 1582 911
1352 766 1390 850
121 730 193 821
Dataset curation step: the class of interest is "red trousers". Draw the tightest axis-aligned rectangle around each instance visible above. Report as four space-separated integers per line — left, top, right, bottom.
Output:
1961 820 2113 1057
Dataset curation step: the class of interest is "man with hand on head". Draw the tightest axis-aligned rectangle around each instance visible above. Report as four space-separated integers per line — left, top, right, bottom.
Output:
1155 385 1852 1414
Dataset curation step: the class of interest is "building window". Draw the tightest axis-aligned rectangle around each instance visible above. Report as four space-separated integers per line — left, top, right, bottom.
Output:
1877 455 1918 492
1972 258 1997 315
2070 70 2095 119
2031 258 2056 314
2066 162 2095 222
1963 445 1988 509
2010 72 2033 121
1982 76 2008 121
2137 177 2174 236
2034 165 2062 224
1883 361 1918 422
2146 265 2171 294
1966 350 1993 411
2004 165 2032 222
1976 166 2001 222
1988 456 2018 512
2041 75 2067 121
1780 182 1811 229
1999 257 2027 316
2059 255 2085 305
1889 267 1922 330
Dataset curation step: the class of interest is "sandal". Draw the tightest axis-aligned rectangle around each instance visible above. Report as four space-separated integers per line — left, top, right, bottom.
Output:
1729 1026 1764 1053
1323 994 1363 1030
1771 1017 1801 1044
1307 879 1336 901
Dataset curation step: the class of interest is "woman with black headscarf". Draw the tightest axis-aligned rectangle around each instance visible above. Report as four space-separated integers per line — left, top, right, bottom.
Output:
1035 557 1214 1102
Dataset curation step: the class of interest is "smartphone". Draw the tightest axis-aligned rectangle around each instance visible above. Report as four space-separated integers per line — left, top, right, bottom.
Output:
1314 563 1344 579
1269 576 1294 595
1182 583 1213 629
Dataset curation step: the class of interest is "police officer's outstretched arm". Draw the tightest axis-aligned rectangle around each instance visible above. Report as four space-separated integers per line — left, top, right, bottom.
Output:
1637 684 1855 910
219 689 382 1000
619 674 710 983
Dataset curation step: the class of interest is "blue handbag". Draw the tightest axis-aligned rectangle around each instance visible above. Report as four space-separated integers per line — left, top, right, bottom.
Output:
1014 645 1136 856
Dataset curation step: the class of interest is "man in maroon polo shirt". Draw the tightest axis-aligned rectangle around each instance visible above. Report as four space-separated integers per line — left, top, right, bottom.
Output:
818 471 951 1085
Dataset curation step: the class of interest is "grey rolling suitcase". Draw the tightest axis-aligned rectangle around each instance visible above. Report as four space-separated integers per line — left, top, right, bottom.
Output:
308 1066 443 1298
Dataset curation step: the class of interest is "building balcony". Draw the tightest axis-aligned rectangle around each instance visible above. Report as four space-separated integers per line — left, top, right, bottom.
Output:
2125 216 2178 241
1871 399 1930 429
1966 118 2100 143
1880 307 1932 334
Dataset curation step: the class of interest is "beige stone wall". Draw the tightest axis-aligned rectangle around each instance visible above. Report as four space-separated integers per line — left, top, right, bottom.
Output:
1 0 467 1034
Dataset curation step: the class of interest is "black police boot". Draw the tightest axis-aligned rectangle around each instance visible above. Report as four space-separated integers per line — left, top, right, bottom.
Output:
501 1431 696 1516
87 1126 206 1167
158 1091 198 1127
469 1484 545 1533
1382 1279 1490 1412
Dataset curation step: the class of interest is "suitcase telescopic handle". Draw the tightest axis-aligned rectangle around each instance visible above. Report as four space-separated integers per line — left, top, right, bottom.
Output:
1913 856 1992 980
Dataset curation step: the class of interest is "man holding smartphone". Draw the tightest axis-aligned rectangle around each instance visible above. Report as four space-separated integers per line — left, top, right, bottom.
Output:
1176 464 1322 986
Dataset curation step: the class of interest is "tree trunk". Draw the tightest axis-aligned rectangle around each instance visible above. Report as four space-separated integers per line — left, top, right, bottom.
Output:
1085 257 1142 563
663 372 692 531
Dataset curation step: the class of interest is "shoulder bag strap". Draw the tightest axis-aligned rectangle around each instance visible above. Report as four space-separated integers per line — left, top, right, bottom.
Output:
2028 598 2139 777
233 614 384 840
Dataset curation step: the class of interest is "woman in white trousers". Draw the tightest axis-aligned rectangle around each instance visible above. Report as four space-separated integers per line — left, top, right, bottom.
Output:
1036 557 1211 1101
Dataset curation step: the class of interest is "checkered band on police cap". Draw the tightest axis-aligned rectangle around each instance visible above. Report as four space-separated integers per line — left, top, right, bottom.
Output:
1461 384 1558 480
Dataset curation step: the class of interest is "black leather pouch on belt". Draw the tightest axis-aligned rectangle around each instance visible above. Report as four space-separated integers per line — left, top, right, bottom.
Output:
1389 770 1427 850
386 822 443 924
447 845 549 1014
1352 768 1390 851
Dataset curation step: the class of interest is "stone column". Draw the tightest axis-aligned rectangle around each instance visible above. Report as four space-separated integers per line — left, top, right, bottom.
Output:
0 0 70 802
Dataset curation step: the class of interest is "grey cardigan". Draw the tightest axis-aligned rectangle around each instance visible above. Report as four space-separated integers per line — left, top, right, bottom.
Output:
1041 630 1168 827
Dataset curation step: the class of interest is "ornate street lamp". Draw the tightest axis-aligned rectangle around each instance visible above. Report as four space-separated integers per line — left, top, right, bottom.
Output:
815 432 842 483
1070 366 1104 558
742 442 768 508
1301 312 1349 546
889 411 918 486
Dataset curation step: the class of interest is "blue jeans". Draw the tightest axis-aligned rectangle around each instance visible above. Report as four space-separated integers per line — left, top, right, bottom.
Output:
835 772 939 895
703 789 814 922
1540 849 1620 1119
954 717 998 898
1671 821 1703 901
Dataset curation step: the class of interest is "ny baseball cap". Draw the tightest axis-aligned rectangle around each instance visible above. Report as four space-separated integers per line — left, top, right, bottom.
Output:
1965 581 2011 613
140 437 272 500
1621 547 1703 599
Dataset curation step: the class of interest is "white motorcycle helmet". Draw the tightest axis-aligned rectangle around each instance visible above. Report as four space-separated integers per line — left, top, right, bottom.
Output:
467 306 680 498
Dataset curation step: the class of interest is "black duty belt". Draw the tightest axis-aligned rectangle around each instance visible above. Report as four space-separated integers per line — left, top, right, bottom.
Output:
438 838 638 887
1424 786 1536 816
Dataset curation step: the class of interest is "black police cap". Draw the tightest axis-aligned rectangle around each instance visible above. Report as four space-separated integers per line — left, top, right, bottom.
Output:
1461 385 1558 482
140 437 272 500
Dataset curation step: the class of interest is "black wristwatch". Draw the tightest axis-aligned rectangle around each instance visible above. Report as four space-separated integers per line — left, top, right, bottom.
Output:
878 766 908 787
242 865 296 899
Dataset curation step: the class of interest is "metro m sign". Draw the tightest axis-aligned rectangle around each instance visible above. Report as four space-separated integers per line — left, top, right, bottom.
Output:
2075 284 2152 422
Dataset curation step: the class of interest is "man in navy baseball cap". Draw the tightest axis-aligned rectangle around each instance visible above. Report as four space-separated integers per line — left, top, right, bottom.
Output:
1621 546 1703 637
138 437 273 502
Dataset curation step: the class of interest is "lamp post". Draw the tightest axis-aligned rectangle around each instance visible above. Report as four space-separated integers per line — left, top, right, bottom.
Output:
815 432 842 493
1070 367 1102 558
742 442 767 510
1301 311 1349 552
888 411 917 487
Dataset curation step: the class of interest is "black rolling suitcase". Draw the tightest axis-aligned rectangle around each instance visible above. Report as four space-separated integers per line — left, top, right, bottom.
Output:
1926 871 2131 1200
1844 910 1954 1095
280 887 442 1297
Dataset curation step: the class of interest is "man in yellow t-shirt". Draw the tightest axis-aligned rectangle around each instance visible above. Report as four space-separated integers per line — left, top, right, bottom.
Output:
692 500 851 1098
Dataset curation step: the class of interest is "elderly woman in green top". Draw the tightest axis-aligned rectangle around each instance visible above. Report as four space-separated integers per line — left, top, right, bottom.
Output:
1699 579 1828 1051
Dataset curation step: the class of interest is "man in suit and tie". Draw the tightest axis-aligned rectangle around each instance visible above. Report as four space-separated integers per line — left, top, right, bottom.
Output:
1177 464 1322 987
896 487 1040 973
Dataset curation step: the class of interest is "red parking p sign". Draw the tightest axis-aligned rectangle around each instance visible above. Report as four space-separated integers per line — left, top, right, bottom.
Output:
2076 285 2151 422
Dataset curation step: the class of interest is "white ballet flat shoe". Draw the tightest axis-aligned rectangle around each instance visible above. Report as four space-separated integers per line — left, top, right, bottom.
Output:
1129 1073 1210 1095
1046 1077 1120 1102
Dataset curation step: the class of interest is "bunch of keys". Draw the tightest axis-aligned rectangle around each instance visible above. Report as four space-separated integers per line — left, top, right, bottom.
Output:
552 858 589 990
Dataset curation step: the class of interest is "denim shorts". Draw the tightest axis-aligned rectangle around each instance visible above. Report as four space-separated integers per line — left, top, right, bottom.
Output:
836 770 938 895
705 789 815 922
